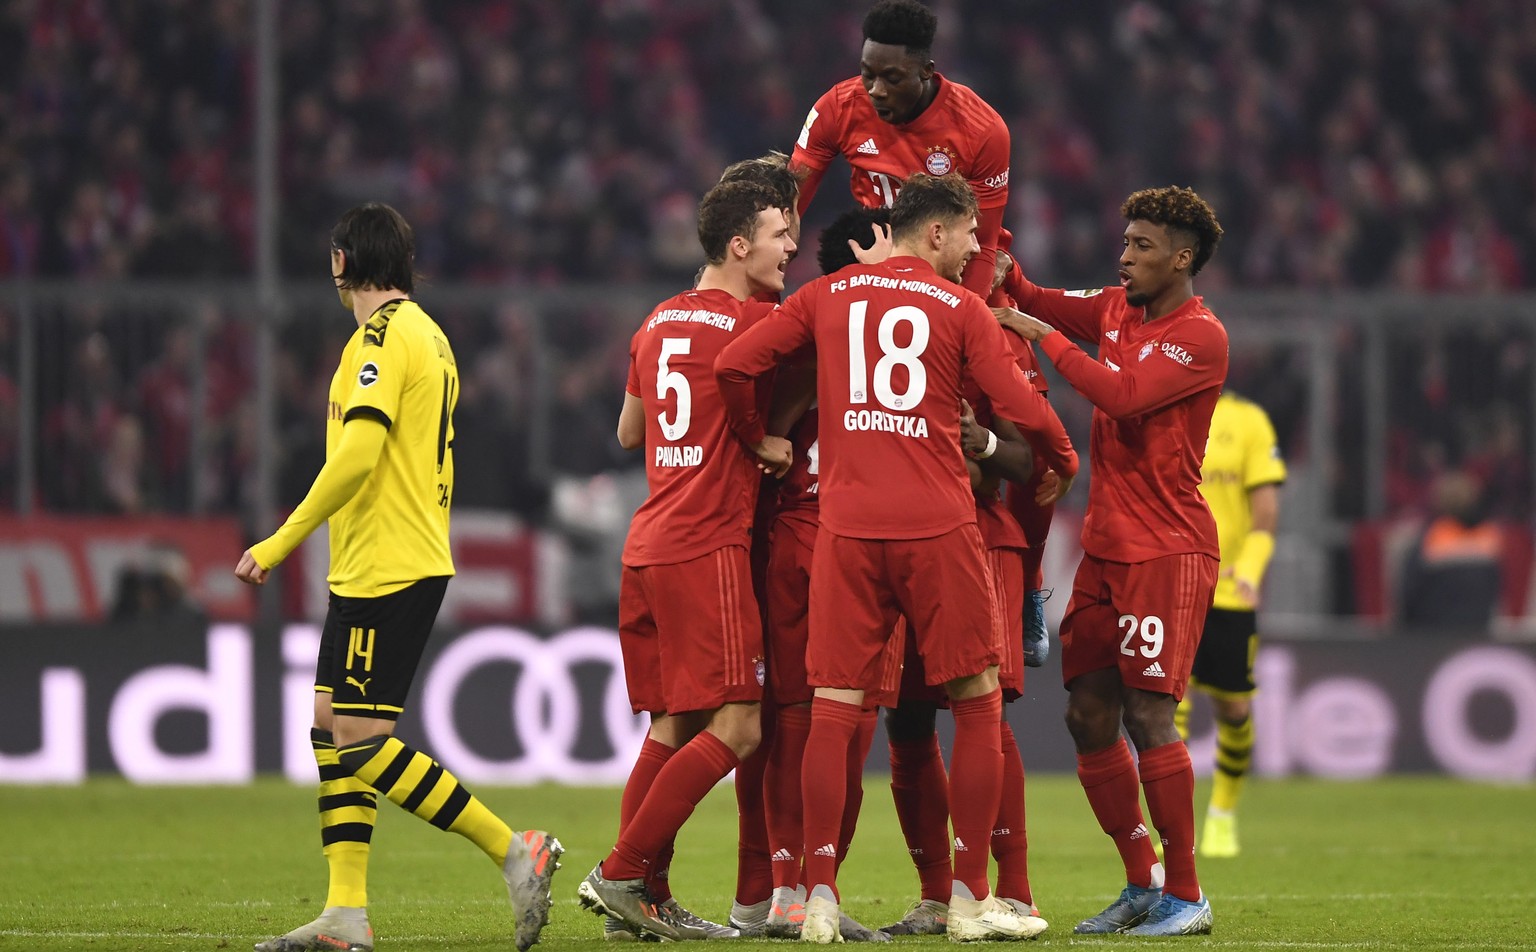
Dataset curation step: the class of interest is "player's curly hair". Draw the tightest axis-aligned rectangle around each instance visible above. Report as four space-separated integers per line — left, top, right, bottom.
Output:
698 180 786 264
863 0 937 58
818 206 891 276
719 152 800 213
889 172 978 243
1120 186 1224 276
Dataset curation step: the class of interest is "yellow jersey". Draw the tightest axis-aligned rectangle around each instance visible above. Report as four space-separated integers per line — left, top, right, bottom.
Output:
1199 393 1286 610
325 299 458 596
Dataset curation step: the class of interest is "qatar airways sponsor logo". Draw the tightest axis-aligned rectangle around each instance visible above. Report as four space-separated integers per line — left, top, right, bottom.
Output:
983 169 1010 190
843 408 930 439
1160 342 1194 366
655 445 703 467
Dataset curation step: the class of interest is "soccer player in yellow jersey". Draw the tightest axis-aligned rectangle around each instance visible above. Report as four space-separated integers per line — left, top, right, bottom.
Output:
1176 391 1286 859
235 203 562 952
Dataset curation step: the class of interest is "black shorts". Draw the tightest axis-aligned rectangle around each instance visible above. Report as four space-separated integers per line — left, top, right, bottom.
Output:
316 576 450 721
1188 607 1258 696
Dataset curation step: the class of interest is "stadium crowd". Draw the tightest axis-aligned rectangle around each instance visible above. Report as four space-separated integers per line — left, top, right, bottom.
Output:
0 0 1531 526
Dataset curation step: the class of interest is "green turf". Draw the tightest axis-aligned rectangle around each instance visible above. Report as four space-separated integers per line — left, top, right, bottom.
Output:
0 776 1531 950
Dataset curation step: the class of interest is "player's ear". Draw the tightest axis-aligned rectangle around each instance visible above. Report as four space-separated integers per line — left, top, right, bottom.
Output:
928 219 945 250
1173 243 1194 274
729 233 752 262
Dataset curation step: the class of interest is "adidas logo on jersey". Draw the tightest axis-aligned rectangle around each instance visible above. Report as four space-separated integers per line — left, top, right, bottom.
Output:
1130 823 1150 840
771 848 795 862
814 843 838 858
856 137 880 155
1142 661 1167 678
1105 330 1119 342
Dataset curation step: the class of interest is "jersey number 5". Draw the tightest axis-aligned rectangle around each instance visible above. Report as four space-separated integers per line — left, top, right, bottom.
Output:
657 338 691 440
848 302 930 411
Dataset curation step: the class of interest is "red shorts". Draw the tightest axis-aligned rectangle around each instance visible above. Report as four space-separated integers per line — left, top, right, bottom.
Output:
1059 552 1218 700
767 520 902 707
619 545 765 715
808 525 1002 696
892 545 1022 705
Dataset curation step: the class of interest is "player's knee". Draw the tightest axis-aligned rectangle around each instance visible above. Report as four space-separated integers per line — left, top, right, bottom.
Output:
1215 697 1252 725
709 703 763 760
1064 700 1116 749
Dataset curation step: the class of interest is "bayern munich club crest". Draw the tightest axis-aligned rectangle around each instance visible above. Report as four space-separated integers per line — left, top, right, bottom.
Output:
924 148 954 175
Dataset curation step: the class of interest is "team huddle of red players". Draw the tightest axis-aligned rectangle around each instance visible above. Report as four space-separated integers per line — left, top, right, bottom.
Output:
577 0 1228 942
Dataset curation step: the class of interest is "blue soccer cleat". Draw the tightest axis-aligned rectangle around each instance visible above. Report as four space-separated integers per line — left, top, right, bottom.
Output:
1123 893 1213 936
1022 588 1052 667
1072 883 1161 934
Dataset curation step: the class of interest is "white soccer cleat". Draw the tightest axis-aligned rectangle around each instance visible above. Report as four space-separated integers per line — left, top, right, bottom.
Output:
253 909 373 952
947 893 1047 942
800 894 844 944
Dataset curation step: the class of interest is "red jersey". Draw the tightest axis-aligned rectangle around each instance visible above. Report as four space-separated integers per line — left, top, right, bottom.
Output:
1018 281 1228 563
964 389 1030 551
791 73 1010 297
716 255 1076 541
623 289 775 566
774 407 820 548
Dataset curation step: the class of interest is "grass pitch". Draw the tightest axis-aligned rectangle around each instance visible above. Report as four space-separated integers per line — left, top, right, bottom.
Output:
0 775 1531 951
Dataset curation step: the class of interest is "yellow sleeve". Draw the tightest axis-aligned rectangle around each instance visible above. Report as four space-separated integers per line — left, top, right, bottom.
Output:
343 308 412 429
249 418 389 569
1243 404 1287 489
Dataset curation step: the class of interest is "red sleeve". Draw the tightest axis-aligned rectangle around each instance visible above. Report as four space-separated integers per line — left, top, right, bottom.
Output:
715 294 817 446
1008 275 1111 344
1038 318 1228 420
790 88 840 214
964 300 1078 478
968 111 1011 210
625 336 640 397
959 204 1004 298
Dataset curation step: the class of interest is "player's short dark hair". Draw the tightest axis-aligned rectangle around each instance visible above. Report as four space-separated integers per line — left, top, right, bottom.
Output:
818 206 891 275
331 202 417 293
889 173 978 244
718 152 800 215
698 180 786 264
863 0 938 59
1121 186 1225 276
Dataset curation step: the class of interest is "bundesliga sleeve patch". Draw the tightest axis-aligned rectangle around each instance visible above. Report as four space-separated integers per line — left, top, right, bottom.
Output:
797 106 818 149
358 361 380 387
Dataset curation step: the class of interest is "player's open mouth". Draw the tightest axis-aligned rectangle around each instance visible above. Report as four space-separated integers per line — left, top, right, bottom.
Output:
872 104 892 119
1119 270 1132 288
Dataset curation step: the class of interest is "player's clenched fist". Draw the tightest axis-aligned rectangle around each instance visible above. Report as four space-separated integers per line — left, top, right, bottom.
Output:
752 435 794 478
234 549 270 586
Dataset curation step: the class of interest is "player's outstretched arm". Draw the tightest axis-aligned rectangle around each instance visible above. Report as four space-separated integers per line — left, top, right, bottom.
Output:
965 303 1078 483
998 267 1106 344
1036 318 1228 420
236 418 388 583
715 295 816 448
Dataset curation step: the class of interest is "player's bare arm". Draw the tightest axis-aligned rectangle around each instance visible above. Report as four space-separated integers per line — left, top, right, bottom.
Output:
992 305 1052 341
617 392 646 450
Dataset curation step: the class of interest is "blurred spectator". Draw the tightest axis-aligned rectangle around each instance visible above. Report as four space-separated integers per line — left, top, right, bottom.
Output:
1399 469 1503 632
108 541 207 625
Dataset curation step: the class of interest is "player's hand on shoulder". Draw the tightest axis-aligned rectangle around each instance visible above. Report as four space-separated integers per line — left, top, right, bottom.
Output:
234 549 270 586
993 306 1052 341
1035 468 1074 505
753 435 794 478
850 222 893 265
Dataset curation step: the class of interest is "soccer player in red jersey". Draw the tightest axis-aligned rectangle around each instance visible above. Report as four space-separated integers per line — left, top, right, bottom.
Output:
716 173 1075 943
994 186 1228 937
577 180 797 942
789 0 1010 299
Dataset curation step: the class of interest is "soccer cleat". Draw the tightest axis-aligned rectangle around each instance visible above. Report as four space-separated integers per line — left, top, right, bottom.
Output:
578 864 682 942
729 898 771 937
998 897 1041 920
1072 883 1161 934
253 910 373 952
1200 810 1240 858
658 898 741 939
766 885 808 938
504 830 565 951
840 912 892 942
879 898 948 936
603 917 660 942
947 893 1048 942
1022 589 1051 667
1123 894 1213 936
800 894 843 944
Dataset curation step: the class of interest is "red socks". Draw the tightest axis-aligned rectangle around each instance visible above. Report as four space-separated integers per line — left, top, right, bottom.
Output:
801 697 864 898
888 733 952 902
1076 737 1160 889
839 708 877 865
605 731 740 881
992 720 1031 904
619 737 676 899
948 689 1003 900
1139 741 1200 901
766 704 811 889
735 726 774 905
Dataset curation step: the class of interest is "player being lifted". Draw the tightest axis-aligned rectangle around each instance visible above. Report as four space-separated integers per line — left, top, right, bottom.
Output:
235 203 562 952
717 173 1075 944
995 186 1228 936
577 179 797 941
1174 392 1286 858
790 0 1011 299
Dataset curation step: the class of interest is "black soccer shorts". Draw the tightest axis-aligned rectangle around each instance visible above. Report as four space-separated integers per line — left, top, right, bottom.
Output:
1188 607 1259 696
315 576 450 720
